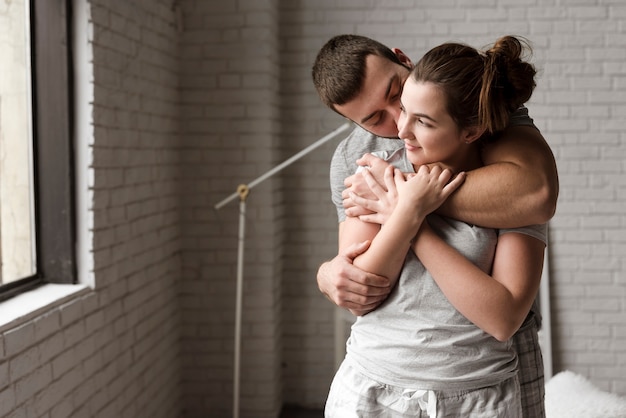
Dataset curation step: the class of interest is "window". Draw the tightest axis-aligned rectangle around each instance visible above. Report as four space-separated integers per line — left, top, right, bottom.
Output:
0 0 74 302
0 0 36 288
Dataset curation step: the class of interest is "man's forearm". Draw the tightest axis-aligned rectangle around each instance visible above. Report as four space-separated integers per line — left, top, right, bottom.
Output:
437 162 553 228
437 126 558 228
316 241 392 314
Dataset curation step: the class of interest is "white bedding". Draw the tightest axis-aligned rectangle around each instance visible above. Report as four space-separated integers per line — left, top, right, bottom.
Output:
545 371 626 418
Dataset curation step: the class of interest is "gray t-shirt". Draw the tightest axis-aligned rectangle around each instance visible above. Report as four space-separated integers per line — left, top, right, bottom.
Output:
330 109 547 390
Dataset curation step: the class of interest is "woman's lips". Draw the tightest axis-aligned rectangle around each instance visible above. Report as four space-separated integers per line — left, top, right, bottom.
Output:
404 142 419 152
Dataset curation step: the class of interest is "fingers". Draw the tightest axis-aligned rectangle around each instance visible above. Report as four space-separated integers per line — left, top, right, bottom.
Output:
382 165 397 194
442 171 466 197
330 271 392 312
330 290 388 314
319 244 393 315
343 173 356 188
356 154 391 185
414 165 459 187
392 167 408 188
344 169 378 202
335 281 391 310
345 205 376 218
348 192 372 211
356 153 386 167
341 240 371 260
357 212 387 225
349 302 384 317
361 166 391 199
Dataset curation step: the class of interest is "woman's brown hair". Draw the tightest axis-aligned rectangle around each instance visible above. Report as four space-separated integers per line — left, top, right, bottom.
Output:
411 36 536 136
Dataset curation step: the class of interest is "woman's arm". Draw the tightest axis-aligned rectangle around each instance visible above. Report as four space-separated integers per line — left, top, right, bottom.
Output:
413 223 546 341
317 239 392 315
340 166 465 291
338 167 418 285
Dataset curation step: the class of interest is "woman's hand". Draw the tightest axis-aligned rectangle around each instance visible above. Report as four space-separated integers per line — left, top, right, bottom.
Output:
349 164 466 225
396 165 466 216
343 154 392 217
348 165 398 224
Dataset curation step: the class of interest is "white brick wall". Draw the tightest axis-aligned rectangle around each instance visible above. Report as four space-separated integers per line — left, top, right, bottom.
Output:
188 0 626 413
0 0 183 416
179 0 284 417
274 0 626 409
1 1 624 417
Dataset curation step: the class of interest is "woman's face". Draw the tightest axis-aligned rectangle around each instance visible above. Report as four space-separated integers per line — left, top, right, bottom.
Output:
397 78 471 171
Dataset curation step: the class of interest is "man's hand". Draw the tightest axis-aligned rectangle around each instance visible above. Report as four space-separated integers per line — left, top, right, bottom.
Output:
343 153 392 218
347 164 466 226
347 165 398 225
317 240 391 316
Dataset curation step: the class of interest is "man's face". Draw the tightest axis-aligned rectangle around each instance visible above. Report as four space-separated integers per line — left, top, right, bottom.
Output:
334 51 412 138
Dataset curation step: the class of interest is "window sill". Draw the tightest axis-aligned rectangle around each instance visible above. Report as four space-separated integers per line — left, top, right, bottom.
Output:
0 283 90 333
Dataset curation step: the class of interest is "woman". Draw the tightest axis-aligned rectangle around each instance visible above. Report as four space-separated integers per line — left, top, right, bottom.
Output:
326 36 547 417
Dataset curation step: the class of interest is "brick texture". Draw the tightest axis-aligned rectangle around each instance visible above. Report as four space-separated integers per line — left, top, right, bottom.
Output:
1 0 182 416
0 1 624 417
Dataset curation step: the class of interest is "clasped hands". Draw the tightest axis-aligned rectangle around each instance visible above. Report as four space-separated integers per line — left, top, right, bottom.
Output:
317 153 465 316
343 153 465 226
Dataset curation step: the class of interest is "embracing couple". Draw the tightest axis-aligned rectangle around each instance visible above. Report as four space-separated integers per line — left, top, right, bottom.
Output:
312 34 559 418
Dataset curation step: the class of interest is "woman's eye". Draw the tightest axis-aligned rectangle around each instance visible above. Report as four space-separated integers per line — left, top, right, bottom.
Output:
417 118 431 127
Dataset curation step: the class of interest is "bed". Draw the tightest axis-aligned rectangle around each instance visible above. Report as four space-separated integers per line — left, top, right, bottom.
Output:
545 370 626 418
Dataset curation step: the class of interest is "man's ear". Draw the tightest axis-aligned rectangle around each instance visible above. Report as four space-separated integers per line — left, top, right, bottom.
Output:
392 48 413 69
463 126 487 144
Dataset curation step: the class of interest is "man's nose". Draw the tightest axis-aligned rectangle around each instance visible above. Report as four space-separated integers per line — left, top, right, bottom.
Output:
388 103 404 133
388 105 401 125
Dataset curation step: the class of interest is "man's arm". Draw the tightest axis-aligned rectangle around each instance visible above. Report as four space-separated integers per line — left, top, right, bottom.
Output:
332 165 464 318
320 133 395 316
346 126 558 228
437 126 558 228
316 239 391 316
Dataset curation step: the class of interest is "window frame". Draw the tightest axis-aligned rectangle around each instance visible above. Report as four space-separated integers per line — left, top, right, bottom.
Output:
0 0 75 302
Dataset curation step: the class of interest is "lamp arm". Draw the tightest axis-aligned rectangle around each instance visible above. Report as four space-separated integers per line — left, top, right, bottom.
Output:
214 122 352 210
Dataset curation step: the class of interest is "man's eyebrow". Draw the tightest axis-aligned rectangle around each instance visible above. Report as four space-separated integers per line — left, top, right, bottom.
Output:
359 75 398 125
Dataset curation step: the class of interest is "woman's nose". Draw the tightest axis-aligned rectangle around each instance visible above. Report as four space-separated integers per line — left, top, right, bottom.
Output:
397 115 412 140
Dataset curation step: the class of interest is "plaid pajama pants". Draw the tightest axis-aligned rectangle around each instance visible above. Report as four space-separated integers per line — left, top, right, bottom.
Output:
512 313 546 418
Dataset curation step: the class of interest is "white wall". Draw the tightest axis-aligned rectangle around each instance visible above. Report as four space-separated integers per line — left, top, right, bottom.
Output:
0 0 183 416
178 0 284 416
132 0 626 414
0 1 624 417
269 0 626 408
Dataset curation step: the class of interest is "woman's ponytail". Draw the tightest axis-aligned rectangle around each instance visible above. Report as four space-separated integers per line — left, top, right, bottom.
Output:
480 36 537 133
412 35 536 137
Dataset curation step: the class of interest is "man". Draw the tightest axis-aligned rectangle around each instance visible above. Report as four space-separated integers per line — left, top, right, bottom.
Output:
312 34 558 417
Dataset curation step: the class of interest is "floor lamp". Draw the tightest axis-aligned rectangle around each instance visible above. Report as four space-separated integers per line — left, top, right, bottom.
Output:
213 122 352 418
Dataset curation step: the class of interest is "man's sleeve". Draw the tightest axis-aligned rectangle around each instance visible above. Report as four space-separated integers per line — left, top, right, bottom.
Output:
509 106 538 129
329 138 352 223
